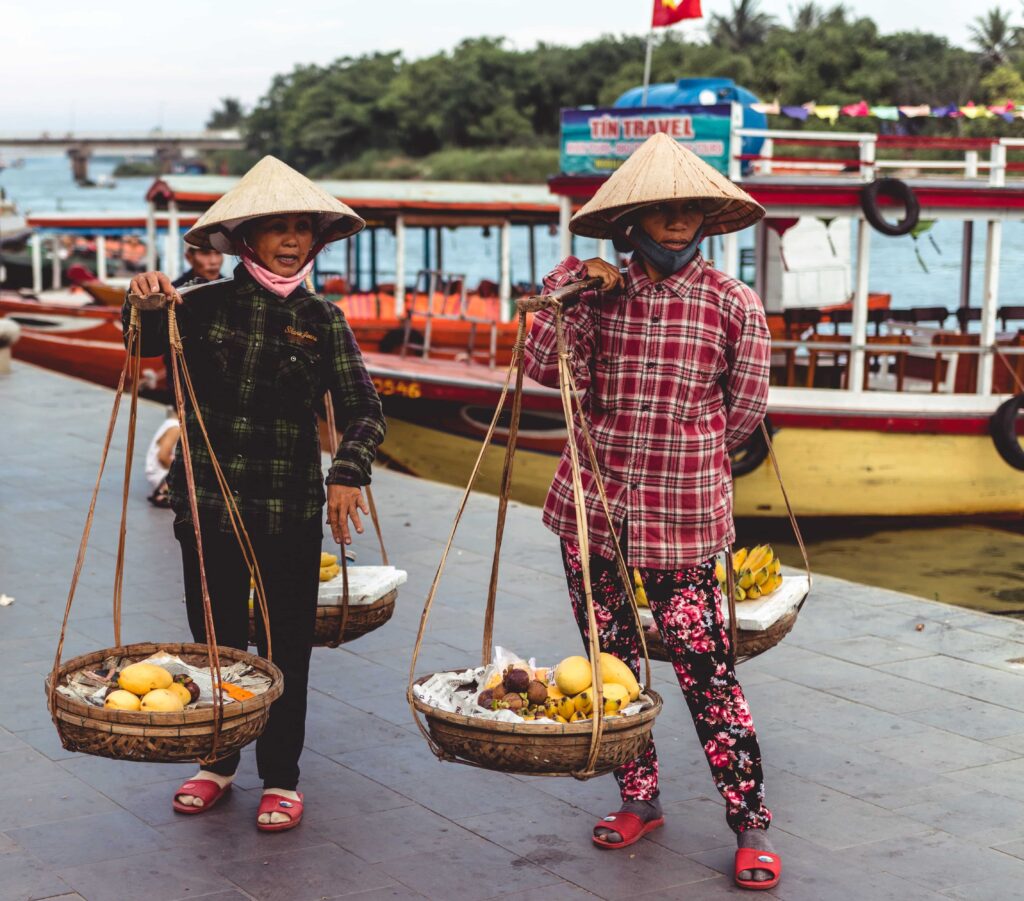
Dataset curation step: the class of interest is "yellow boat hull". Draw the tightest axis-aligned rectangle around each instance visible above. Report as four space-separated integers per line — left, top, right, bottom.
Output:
381 418 1024 517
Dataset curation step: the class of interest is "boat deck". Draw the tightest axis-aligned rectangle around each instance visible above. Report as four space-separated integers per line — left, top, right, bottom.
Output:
4 360 1024 900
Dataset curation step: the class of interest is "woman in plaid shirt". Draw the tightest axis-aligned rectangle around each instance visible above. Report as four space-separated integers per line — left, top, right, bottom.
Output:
126 157 384 833
525 135 780 890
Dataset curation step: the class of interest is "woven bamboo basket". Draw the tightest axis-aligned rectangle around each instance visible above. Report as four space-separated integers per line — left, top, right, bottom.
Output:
46 642 283 763
411 677 662 776
247 589 397 648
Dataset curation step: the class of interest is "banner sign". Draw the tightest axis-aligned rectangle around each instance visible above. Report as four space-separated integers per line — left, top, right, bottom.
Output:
560 103 732 176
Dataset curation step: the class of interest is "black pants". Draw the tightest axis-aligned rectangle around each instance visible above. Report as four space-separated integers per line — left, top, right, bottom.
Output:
174 512 322 790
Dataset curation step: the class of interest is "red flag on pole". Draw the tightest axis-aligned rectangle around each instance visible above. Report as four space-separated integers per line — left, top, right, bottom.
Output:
652 0 702 27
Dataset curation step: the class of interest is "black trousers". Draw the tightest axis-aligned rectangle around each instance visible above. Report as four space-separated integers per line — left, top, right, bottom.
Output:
174 512 322 790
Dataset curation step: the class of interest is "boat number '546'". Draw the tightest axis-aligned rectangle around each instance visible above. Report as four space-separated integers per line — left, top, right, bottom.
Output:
372 378 422 399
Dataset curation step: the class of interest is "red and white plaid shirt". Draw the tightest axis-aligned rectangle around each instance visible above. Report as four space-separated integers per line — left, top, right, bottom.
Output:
524 253 771 568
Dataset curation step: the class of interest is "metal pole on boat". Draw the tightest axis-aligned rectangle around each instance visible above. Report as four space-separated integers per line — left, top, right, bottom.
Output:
145 201 157 271
848 217 871 390
30 232 42 294
597 239 608 263
959 222 973 318
978 220 1002 395
436 226 443 274
167 200 181 278
394 215 406 318
528 224 537 292
499 219 512 322
50 236 61 290
558 195 572 260
96 235 107 282
979 142 1006 395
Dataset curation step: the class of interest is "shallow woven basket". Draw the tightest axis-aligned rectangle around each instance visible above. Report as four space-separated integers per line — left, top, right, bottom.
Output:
45 642 283 763
643 608 800 665
247 589 397 649
410 676 662 777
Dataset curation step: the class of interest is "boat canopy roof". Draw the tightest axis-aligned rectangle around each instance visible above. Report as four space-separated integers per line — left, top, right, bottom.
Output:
24 211 200 235
146 176 560 226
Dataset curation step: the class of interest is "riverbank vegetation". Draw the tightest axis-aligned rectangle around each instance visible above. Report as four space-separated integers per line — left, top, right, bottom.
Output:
206 2 1024 182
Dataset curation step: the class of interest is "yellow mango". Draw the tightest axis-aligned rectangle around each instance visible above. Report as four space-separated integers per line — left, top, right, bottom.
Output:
104 690 142 711
598 652 640 701
554 656 592 695
118 663 172 696
140 688 184 712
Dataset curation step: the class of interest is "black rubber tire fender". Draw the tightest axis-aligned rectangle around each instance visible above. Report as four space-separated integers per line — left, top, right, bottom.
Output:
989 394 1024 471
378 326 423 356
861 178 920 237
730 416 773 478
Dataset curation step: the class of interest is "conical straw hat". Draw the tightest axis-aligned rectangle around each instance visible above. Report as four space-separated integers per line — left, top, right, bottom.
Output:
570 133 764 239
184 155 364 252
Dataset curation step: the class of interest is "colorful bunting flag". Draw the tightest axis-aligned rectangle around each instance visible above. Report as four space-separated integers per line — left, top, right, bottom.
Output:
841 101 870 117
869 106 899 121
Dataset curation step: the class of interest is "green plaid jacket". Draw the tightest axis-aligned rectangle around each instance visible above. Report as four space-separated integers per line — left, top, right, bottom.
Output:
125 264 385 533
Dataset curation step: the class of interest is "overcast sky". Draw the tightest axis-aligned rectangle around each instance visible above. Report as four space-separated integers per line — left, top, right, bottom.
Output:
0 1 991 132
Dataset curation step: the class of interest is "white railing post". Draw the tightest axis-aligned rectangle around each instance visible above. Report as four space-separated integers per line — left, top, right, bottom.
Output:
761 137 774 175
145 201 157 271
978 219 1002 395
729 101 744 182
167 200 180 279
859 138 876 183
849 217 871 390
965 150 979 179
990 142 1007 187
50 236 61 289
96 234 107 282
722 232 739 279
499 219 512 321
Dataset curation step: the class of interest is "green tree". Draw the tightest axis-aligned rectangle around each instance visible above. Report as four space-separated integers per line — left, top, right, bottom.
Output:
969 8 1018 67
710 0 777 52
980 63 1024 102
206 98 244 130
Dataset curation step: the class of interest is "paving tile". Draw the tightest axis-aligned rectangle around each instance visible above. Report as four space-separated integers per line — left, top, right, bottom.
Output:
843 831 1024 893
5 810 166 868
898 789 1024 845
0 747 64 788
877 656 1024 711
862 726 1017 773
322 804 488 864
0 848 74 901
814 634 937 666
56 854 233 901
907 698 1024 742
0 769 120 830
340 887 431 901
948 757 1024 802
215 842 399 901
939 876 1024 901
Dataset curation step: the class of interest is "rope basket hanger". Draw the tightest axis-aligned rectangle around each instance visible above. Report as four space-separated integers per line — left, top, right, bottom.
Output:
46 293 283 764
407 279 663 780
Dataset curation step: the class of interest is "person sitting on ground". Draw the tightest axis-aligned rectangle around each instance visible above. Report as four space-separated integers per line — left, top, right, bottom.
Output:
144 408 179 508
524 133 780 891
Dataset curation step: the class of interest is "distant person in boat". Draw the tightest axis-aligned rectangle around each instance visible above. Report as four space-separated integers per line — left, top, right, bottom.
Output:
525 134 778 891
173 245 224 288
123 156 385 834
144 408 179 508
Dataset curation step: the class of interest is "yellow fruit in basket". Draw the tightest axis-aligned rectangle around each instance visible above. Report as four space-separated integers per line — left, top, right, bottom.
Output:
104 689 142 711
484 671 503 690
320 552 338 567
167 682 193 707
602 683 630 714
556 696 576 720
118 663 172 696
570 710 589 723
747 583 763 601
546 684 565 701
715 559 727 585
320 564 340 582
574 690 594 715
554 656 592 695
733 547 749 570
771 557 782 576
735 585 748 602
140 688 184 712
554 714 569 724
598 652 640 702
632 569 650 608
533 667 549 683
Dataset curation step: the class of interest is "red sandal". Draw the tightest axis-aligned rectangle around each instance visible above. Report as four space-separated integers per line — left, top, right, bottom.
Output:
734 847 782 891
172 778 232 815
592 811 665 849
257 791 304 832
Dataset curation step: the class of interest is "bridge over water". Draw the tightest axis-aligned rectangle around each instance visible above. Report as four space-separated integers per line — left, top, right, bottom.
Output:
0 130 245 181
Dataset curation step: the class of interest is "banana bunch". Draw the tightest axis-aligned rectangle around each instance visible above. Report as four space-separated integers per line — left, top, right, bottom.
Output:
632 569 650 608
320 552 340 582
717 545 783 602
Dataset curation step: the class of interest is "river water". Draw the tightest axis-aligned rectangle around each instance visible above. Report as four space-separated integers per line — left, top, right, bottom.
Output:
3 153 1023 616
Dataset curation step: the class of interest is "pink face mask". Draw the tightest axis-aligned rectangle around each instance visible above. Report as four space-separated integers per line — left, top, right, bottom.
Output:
240 245 315 298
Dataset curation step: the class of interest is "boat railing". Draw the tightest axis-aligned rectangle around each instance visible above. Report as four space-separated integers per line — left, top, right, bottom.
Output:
732 128 1024 186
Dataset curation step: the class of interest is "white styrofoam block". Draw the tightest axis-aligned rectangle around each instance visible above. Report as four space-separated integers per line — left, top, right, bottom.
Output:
318 565 407 606
640 575 809 633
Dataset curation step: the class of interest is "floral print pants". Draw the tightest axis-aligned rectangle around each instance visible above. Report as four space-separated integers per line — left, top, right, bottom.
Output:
560 540 772 833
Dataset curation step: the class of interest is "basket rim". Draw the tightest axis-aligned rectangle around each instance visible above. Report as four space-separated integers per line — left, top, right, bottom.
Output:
314 587 397 617
46 641 284 727
409 673 662 735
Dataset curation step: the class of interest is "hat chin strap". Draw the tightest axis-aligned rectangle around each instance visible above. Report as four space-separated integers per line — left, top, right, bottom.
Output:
624 224 705 276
